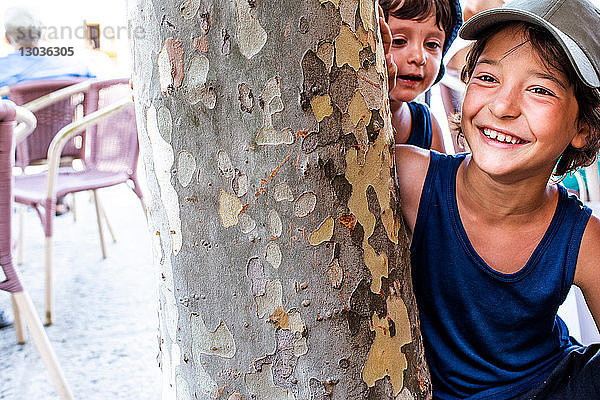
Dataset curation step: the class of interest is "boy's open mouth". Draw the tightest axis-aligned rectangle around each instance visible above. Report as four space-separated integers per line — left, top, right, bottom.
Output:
397 74 423 82
481 128 528 145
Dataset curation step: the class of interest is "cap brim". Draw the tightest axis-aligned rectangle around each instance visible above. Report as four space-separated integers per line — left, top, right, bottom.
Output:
459 9 599 87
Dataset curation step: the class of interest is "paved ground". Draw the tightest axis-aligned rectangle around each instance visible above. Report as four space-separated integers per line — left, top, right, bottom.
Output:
0 184 161 399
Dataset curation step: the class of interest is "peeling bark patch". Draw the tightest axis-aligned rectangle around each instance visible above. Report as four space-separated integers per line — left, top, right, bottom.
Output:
268 209 283 238
316 42 335 72
273 182 294 202
335 25 363 71
238 82 255 113
157 106 173 142
233 172 249 197
332 175 352 205
255 280 283 318
301 50 329 110
219 189 243 228
298 16 309 34
327 258 344 289
344 121 398 290
256 77 294 145
310 94 333 122
317 108 343 147
222 28 232 55
198 86 217 109
184 54 210 105
320 0 340 7
265 241 282 269
340 0 358 28
362 294 412 396
348 90 370 128
330 64 358 113
245 364 295 400
247 257 267 297
367 109 384 143
146 105 182 255
233 0 267 59
177 151 196 187
193 36 209 53
294 192 317 217
359 0 374 32
357 65 382 109
180 0 201 19
217 150 235 178
238 212 256 233
199 12 211 34
308 216 334 246
190 315 237 358
157 38 185 94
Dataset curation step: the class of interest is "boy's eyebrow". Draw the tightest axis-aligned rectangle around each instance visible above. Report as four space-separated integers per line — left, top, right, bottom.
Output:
531 72 568 90
476 59 569 90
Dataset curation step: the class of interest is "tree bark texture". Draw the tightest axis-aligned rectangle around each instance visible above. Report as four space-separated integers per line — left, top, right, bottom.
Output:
129 0 431 398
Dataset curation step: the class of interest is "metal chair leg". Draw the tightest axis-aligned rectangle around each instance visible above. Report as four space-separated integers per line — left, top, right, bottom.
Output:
97 194 116 243
13 291 74 400
11 294 26 344
92 190 107 259
45 236 53 326
71 193 77 223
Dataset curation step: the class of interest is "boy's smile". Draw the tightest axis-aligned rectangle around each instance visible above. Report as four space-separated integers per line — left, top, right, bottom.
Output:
461 25 586 181
387 14 444 103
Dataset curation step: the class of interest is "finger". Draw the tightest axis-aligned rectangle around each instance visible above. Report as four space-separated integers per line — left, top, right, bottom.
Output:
379 17 392 55
378 4 385 19
385 53 397 92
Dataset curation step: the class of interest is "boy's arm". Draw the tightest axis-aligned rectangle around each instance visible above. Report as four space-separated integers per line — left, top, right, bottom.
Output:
394 144 430 235
430 113 447 153
574 213 600 329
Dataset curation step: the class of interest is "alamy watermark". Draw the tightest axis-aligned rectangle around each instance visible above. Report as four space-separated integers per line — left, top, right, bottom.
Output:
10 20 146 42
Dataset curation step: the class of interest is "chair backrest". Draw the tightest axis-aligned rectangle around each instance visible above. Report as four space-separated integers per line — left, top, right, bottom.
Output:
83 79 138 176
9 78 88 168
0 101 22 293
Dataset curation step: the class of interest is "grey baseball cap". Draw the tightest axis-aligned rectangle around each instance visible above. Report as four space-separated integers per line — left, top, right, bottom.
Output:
459 0 600 88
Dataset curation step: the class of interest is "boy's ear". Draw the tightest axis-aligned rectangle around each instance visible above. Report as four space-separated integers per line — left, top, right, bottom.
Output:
571 123 591 149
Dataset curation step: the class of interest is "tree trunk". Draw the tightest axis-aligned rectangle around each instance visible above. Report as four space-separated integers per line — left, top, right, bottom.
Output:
129 0 431 398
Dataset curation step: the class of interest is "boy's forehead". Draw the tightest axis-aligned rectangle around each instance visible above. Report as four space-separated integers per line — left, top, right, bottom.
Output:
387 14 446 37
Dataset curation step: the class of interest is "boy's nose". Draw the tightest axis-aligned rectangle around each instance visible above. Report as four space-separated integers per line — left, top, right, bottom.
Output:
407 45 426 66
487 86 521 119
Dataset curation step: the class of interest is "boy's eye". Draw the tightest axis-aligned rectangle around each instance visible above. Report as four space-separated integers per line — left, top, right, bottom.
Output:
475 74 496 83
425 41 441 50
530 87 554 96
392 38 407 46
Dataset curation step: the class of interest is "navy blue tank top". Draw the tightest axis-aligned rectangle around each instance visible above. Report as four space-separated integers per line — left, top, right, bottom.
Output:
411 152 591 399
406 101 433 149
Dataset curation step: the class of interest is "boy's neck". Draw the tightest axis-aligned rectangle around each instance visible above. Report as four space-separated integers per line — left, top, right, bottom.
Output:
457 155 557 220
390 100 411 144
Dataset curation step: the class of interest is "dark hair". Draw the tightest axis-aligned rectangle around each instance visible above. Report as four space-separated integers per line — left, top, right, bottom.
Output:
456 21 600 176
380 0 454 51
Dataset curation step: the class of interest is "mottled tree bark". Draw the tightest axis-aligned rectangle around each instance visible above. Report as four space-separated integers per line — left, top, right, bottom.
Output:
129 0 431 398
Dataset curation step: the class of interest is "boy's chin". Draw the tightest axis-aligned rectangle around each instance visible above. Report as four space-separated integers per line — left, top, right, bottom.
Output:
389 87 421 104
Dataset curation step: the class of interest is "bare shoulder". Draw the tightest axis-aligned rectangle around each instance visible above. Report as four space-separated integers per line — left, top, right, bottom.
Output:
394 144 431 234
574 211 600 324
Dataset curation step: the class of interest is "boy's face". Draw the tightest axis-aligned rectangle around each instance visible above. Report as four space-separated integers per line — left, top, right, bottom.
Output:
461 25 587 180
387 14 445 103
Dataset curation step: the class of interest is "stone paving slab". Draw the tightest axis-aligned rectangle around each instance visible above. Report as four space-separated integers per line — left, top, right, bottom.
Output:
0 185 161 399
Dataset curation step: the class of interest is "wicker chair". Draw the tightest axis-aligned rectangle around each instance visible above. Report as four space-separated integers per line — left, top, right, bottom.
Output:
8 78 89 169
13 79 141 325
0 100 73 399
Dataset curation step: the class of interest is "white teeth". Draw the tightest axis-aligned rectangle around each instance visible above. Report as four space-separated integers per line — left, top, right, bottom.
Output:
483 128 523 144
